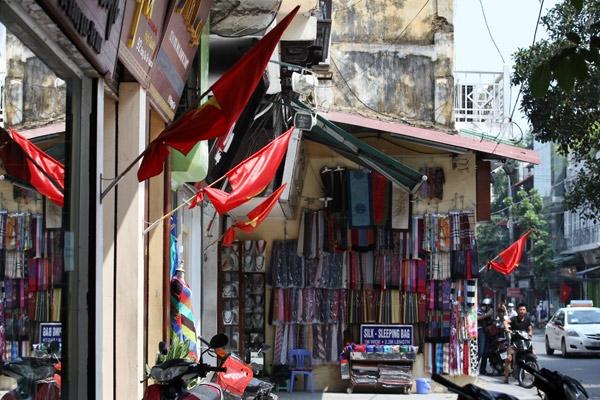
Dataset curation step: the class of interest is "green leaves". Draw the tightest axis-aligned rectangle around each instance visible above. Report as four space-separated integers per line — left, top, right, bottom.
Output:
531 63 552 98
570 0 583 12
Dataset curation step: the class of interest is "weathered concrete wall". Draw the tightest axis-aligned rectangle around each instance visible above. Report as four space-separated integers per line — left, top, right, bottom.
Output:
4 32 65 128
318 0 454 128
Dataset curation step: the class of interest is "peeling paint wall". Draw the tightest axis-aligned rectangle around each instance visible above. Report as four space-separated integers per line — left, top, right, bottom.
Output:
3 32 65 129
318 0 454 129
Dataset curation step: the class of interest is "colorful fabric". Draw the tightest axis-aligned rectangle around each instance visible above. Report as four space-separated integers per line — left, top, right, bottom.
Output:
347 170 372 228
170 273 198 360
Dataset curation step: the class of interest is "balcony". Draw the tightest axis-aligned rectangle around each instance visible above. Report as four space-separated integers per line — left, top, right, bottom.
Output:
454 69 514 141
566 223 600 250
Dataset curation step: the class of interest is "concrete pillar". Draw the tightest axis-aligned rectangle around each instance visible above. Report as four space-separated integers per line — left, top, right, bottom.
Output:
115 83 146 399
100 95 117 400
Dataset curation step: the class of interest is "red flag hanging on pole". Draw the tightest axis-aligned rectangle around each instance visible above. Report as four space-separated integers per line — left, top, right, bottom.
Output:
0 127 65 206
137 6 300 181
190 127 293 214
222 184 286 246
488 230 531 275
559 283 572 303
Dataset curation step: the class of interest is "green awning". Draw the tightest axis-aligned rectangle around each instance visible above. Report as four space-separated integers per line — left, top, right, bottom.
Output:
171 141 209 190
294 100 426 193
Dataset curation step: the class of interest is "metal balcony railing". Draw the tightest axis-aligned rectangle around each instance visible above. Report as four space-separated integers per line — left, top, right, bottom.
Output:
566 224 600 249
454 71 506 124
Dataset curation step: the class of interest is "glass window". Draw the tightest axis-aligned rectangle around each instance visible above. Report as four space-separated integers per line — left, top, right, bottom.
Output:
567 309 600 325
0 23 67 398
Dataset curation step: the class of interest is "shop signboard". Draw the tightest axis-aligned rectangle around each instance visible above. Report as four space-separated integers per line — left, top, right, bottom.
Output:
118 0 171 87
507 288 523 298
40 322 62 346
36 0 126 84
148 0 212 121
360 324 413 346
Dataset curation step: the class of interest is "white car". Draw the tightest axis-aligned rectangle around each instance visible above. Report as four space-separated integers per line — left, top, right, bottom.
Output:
545 306 600 357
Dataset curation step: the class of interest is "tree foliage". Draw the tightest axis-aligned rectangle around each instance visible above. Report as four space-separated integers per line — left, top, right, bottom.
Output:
477 168 555 289
512 0 600 219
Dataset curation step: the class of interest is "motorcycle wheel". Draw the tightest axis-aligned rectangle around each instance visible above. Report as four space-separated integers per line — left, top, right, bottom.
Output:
487 354 504 376
518 357 538 388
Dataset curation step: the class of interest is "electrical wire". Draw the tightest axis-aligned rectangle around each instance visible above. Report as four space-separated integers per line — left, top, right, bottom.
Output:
491 175 573 216
489 0 545 153
478 0 505 64
213 0 284 38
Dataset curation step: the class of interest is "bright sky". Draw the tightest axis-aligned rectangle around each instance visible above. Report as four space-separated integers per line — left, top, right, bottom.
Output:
454 0 560 130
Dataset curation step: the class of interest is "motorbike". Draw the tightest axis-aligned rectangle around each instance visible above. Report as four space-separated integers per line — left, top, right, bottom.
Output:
483 321 509 376
0 341 61 400
143 334 229 400
434 363 589 400
432 373 519 400
215 345 276 400
517 360 588 400
508 330 538 388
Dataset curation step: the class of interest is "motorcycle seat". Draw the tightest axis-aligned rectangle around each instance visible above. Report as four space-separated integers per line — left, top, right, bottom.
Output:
189 383 221 400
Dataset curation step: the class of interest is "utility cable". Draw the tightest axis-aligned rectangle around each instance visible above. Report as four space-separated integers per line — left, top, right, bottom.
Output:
490 0 545 152
478 0 505 64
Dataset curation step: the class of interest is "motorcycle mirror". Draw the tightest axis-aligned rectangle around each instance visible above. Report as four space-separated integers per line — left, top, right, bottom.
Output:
48 341 60 355
159 341 169 355
209 333 229 349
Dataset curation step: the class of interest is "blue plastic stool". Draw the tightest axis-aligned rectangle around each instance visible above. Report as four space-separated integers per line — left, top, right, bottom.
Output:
287 349 315 393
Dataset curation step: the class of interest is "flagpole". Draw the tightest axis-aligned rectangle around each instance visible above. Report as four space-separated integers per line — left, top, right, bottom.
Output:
142 173 228 235
100 87 214 202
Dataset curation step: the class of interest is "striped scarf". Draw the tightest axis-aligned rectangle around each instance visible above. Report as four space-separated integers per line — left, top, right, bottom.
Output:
170 273 198 360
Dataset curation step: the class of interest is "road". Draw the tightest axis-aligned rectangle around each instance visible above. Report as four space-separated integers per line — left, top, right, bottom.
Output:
533 329 600 399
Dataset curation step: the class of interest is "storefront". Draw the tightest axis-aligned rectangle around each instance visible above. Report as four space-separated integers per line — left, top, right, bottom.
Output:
0 0 105 396
214 102 539 392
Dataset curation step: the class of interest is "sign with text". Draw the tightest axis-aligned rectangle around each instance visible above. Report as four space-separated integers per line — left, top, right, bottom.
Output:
118 0 170 87
507 288 523 298
40 323 62 345
360 324 413 346
36 0 126 83
148 0 212 121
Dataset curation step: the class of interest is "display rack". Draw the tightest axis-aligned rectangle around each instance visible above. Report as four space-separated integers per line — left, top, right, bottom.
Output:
218 240 266 360
347 351 415 394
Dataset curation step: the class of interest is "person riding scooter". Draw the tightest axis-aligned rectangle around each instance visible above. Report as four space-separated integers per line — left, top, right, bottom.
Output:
504 303 533 384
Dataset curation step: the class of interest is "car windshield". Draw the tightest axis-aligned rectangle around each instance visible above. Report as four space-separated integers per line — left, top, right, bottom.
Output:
566 309 600 324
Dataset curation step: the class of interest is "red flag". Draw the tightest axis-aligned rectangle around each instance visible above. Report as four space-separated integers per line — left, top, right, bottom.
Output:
559 283 572 303
488 230 531 275
137 6 300 181
222 184 286 246
190 127 293 214
0 128 64 206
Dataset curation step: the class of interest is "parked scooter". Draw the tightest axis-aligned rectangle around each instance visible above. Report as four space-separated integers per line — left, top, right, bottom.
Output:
215 345 276 400
0 341 61 400
432 362 588 400
432 373 519 400
508 330 538 388
483 321 509 376
517 360 588 400
143 334 228 400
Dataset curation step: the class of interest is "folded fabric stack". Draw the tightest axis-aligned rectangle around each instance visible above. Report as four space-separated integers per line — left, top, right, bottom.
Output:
351 365 378 385
378 364 412 387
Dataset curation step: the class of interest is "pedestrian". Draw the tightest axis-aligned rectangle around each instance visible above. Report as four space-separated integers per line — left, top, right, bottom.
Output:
507 302 517 318
504 303 533 383
477 298 494 375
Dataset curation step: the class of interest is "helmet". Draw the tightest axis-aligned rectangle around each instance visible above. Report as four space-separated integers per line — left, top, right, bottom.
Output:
482 298 492 305
508 302 515 308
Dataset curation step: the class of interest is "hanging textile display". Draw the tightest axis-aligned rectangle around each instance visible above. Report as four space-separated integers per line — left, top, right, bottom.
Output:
0 212 62 361
267 166 479 377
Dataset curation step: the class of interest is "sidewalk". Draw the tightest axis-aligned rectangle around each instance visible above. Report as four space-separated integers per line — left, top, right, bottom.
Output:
277 375 539 399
